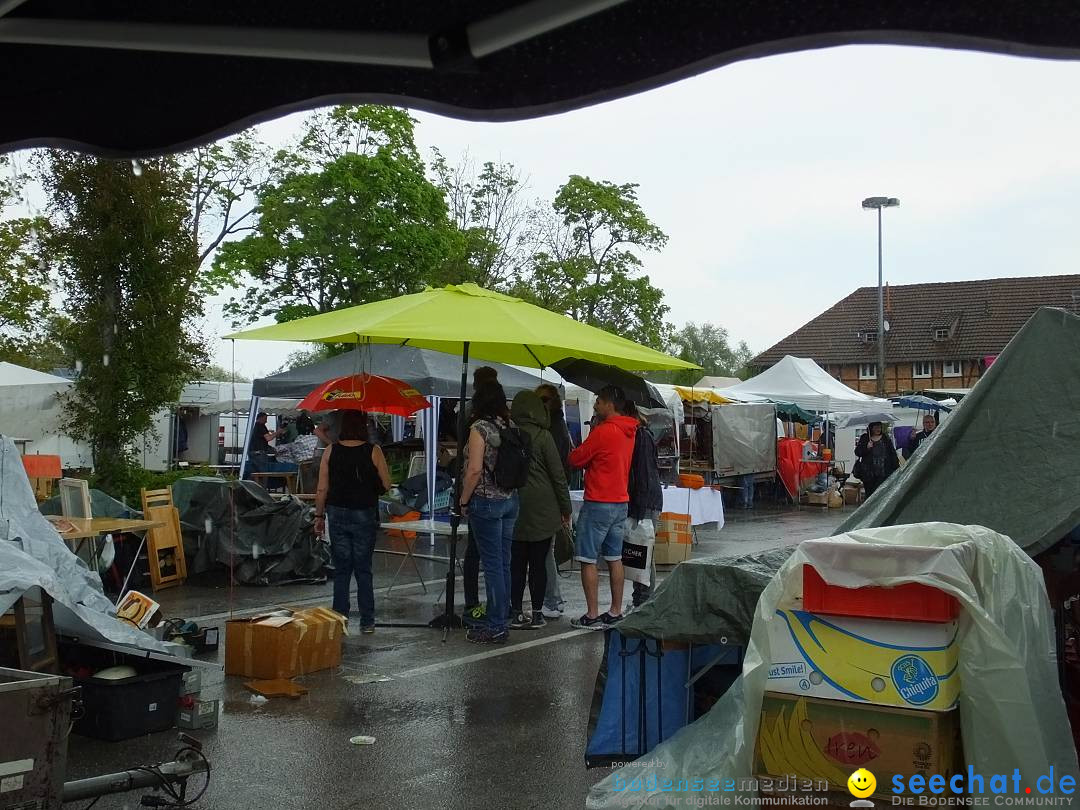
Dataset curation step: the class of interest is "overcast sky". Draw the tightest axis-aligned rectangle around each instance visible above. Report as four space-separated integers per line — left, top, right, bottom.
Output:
208 44 1080 379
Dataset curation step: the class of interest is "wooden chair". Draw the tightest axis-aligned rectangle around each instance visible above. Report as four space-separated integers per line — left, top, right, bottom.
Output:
140 487 188 591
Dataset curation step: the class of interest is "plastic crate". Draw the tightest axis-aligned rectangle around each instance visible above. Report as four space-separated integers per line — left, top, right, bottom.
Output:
63 644 187 741
430 488 451 512
802 564 960 622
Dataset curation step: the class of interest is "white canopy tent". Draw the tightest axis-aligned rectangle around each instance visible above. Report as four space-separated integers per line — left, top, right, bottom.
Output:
0 361 91 467
720 355 890 413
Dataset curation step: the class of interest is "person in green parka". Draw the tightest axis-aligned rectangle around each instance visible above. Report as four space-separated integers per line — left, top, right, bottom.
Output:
509 390 572 629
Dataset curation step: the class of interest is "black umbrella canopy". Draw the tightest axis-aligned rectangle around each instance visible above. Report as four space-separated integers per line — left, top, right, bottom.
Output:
552 358 665 408
3 0 1080 156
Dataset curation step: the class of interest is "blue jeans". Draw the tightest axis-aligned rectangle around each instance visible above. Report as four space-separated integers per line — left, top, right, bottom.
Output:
326 505 378 626
468 494 519 632
575 501 628 564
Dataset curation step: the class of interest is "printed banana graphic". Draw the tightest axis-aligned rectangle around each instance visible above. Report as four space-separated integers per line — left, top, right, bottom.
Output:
775 609 956 706
758 698 850 786
793 698 849 785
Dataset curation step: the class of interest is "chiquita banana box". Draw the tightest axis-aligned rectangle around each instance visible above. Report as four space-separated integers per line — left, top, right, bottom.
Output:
766 606 959 710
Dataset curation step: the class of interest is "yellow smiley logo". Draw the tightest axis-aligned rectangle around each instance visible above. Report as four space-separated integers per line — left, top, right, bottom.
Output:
848 768 877 798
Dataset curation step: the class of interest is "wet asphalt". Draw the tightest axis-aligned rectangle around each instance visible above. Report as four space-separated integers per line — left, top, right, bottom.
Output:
64 504 846 810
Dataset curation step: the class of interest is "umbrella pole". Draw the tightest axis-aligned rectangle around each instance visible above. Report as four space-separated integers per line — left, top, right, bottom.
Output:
430 341 470 638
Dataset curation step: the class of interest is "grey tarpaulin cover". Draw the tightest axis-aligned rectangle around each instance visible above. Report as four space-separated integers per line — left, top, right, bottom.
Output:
588 524 1078 808
711 403 777 477
615 547 795 646
170 476 328 584
0 437 178 654
836 307 1080 556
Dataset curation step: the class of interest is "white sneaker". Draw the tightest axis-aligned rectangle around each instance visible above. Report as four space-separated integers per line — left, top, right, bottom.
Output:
541 606 563 619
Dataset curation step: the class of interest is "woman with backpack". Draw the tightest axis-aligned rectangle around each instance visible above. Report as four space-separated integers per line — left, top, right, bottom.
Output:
509 390 572 629
459 380 520 644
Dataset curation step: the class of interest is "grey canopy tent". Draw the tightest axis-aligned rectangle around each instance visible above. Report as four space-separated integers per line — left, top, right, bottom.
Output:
252 343 550 399
238 343 554 504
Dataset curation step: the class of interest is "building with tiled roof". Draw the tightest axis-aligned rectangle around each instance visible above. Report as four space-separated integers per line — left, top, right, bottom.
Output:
751 275 1080 395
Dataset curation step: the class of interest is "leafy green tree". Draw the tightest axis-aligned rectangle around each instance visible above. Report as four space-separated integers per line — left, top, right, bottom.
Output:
657 322 754 385
429 149 536 289
40 153 208 491
212 106 462 325
0 314 77 373
515 175 671 348
0 156 52 357
196 363 251 383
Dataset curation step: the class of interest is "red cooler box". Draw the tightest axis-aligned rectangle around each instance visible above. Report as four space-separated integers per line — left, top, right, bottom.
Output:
803 565 959 622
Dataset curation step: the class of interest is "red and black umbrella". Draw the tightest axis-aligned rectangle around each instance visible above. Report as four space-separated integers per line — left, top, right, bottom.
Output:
298 374 430 417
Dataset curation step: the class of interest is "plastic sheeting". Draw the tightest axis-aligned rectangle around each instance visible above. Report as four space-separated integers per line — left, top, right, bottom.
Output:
0 437 178 654
710 403 777 477
170 476 328 584
588 523 1078 808
837 307 1080 557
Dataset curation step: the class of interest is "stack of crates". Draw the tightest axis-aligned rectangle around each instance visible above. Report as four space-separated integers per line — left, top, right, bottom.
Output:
755 560 964 803
177 668 220 731
653 512 692 564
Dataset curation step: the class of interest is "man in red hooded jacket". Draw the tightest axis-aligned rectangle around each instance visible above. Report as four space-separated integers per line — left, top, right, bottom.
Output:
568 385 639 630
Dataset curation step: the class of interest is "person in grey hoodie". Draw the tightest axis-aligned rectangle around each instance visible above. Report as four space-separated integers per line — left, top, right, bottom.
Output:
508 391 572 628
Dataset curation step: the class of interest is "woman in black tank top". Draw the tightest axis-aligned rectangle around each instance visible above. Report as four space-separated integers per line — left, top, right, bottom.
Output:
314 410 391 632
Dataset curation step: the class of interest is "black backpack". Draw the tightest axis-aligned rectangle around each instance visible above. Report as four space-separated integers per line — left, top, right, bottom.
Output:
484 419 532 490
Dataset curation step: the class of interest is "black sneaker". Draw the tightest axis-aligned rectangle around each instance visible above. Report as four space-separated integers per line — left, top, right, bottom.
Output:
600 612 623 626
529 612 547 629
570 614 606 631
466 627 510 644
509 612 530 629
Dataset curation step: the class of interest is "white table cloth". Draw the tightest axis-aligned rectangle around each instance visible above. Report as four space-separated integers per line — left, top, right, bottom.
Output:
569 486 725 528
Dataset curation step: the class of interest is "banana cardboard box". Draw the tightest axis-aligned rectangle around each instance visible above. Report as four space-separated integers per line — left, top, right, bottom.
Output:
755 692 963 799
766 605 959 710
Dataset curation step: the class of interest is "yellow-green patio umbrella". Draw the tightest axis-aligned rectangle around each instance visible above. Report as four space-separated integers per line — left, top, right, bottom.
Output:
226 283 697 372
227 283 697 633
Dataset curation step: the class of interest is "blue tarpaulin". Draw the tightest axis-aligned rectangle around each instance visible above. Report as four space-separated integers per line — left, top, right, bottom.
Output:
586 630 741 767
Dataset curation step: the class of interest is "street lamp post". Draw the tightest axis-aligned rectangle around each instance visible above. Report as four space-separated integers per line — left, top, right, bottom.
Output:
861 196 899 397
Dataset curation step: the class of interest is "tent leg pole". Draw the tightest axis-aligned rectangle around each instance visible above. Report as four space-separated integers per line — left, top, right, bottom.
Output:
433 341 470 639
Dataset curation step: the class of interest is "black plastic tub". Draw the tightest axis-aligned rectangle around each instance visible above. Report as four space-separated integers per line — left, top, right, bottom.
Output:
61 643 188 741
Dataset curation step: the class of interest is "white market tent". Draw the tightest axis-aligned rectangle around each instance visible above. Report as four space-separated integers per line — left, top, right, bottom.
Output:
720 355 890 413
0 362 92 467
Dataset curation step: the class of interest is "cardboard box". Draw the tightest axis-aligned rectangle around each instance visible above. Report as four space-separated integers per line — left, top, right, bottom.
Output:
177 698 219 730
653 538 692 565
767 603 959 710
801 491 829 507
755 692 962 798
225 607 346 679
656 512 691 544
842 485 861 506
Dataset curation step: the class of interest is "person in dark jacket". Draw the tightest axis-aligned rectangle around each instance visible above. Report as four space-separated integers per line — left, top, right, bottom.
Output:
537 383 574 619
903 413 938 460
854 421 900 498
508 391 572 629
623 400 664 607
